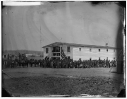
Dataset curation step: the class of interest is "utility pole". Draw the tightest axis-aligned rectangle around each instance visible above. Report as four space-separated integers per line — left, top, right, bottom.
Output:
40 26 41 52
40 25 42 57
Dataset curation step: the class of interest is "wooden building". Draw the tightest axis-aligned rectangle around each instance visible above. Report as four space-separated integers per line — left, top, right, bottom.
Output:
42 42 118 61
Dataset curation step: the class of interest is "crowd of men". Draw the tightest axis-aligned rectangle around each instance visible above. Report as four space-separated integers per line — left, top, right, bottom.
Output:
2 53 117 68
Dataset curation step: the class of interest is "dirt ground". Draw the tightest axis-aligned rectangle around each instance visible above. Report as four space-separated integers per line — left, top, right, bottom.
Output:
3 67 124 97
3 67 119 78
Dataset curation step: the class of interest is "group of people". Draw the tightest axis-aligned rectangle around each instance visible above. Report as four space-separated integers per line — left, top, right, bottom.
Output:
41 57 117 68
2 53 117 68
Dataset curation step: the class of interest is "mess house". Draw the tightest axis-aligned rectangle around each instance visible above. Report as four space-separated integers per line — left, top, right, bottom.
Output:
42 42 119 61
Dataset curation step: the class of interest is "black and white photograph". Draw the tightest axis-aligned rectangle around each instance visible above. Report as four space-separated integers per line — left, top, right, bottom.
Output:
2 1 126 97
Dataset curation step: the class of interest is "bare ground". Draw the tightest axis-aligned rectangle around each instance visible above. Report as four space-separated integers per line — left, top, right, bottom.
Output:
3 67 124 97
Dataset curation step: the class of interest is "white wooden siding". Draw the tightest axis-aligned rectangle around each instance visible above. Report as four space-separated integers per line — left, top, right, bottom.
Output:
73 47 116 61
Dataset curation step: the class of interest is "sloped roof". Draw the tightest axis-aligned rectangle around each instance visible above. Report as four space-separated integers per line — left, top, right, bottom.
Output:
42 42 118 49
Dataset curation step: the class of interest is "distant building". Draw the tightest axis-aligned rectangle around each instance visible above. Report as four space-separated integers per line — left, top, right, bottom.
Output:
42 42 119 61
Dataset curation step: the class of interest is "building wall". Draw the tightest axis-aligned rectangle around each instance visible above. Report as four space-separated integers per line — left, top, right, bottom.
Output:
43 45 117 61
43 47 52 58
61 45 73 59
72 47 116 61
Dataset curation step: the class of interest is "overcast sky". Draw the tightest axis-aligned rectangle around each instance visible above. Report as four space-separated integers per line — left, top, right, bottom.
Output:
2 2 121 51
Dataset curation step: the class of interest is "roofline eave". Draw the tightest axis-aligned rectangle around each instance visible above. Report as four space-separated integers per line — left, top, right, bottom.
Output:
42 42 119 49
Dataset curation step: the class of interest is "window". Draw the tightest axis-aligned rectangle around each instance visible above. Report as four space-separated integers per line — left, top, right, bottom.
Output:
67 46 70 52
53 53 56 56
53 46 60 52
107 49 108 52
53 53 60 56
46 48 48 53
57 53 60 56
99 49 100 52
79 48 81 51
